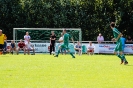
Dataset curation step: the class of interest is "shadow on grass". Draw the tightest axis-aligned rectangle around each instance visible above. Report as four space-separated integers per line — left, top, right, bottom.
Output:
125 65 133 66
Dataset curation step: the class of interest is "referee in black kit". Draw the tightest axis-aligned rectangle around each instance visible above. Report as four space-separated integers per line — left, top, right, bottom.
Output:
50 31 56 55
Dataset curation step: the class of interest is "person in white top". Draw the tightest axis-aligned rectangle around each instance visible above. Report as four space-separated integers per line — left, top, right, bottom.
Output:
25 40 35 55
59 33 64 44
24 32 31 44
58 33 66 54
87 41 95 55
97 33 104 44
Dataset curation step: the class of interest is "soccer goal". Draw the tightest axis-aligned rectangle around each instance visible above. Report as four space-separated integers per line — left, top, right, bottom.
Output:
13 28 82 53
13 28 82 42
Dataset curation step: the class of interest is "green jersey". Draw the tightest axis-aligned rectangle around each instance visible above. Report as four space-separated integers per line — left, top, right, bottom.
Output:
63 33 71 44
113 28 121 42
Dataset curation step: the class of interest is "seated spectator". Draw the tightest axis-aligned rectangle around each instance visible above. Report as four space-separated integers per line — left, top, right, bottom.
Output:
17 39 26 55
87 41 95 55
97 33 104 44
126 36 132 42
6 46 11 53
75 41 82 55
25 40 35 55
10 40 16 54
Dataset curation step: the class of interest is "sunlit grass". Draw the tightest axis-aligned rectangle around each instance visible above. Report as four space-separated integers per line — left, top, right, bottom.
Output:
0 54 133 88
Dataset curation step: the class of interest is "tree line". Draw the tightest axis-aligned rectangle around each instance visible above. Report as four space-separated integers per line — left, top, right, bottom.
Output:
0 0 133 41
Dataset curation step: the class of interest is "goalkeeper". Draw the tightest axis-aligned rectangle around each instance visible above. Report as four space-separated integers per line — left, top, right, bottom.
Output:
54 29 75 58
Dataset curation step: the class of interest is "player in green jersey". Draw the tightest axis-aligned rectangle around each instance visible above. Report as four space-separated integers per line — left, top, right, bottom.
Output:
54 29 75 58
110 22 128 65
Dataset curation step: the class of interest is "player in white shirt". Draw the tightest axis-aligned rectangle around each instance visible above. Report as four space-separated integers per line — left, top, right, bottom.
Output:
87 41 95 55
58 33 66 54
24 32 31 44
25 40 35 55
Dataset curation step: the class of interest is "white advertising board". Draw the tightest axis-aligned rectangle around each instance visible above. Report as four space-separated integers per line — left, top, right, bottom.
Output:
7 43 133 54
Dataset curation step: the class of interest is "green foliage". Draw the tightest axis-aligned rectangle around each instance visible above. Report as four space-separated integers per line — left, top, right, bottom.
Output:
0 0 133 40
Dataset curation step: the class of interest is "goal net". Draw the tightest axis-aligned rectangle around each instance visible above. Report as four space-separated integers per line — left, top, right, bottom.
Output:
13 28 82 53
13 28 82 41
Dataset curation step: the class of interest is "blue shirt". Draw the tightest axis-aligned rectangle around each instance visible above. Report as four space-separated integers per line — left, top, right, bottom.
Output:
120 37 126 45
76 45 81 48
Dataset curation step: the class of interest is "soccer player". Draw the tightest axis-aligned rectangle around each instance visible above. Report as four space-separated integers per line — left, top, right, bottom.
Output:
120 34 126 52
50 31 56 55
59 33 66 55
25 40 35 55
17 39 26 55
0 29 7 55
54 29 75 58
110 22 128 65
10 40 16 54
24 32 31 44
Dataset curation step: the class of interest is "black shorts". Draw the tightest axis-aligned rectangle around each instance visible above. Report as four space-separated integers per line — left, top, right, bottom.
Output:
0 44 4 50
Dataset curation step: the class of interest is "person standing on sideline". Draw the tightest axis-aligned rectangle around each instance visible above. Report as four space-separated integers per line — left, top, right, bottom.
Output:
50 31 56 55
110 22 128 65
97 33 104 44
54 29 75 58
120 34 126 52
0 29 7 55
24 32 31 44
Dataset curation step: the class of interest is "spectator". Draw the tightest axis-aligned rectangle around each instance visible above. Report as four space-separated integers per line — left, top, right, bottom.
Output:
24 32 31 44
25 40 35 55
10 40 16 54
75 41 82 55
17 39 26 55
126 36 132 42
97 33 104 43
50 31 56 55
87 41 95 55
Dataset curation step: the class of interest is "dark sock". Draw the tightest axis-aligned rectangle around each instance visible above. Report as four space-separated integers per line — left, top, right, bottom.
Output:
121 54 127 62
117 54 123 60
70 52 75 57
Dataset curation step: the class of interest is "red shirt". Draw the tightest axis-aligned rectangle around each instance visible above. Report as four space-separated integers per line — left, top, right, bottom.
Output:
18 42 25 48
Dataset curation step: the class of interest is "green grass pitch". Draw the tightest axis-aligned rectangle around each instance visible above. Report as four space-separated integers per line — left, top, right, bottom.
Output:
0 54 133 88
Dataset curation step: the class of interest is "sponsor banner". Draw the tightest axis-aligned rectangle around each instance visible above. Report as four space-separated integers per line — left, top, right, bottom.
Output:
98 44 133 54
124 44 133 54
98 44 116 53
7 43 133 54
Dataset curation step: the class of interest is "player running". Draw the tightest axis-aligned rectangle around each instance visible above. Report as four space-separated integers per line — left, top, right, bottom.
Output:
54 29 75 58
110 22 128 65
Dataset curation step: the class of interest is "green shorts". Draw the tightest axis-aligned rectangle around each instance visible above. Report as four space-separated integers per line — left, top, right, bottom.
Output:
114 41 122 52
60 44 69 50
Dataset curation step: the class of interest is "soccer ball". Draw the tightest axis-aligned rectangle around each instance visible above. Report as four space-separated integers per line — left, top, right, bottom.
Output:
51 51 55 55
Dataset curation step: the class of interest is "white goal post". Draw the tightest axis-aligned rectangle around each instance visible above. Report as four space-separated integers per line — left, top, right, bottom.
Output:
13 28 82 42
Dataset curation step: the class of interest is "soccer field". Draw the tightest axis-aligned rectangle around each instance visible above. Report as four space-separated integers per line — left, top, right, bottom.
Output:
0 54 133 88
